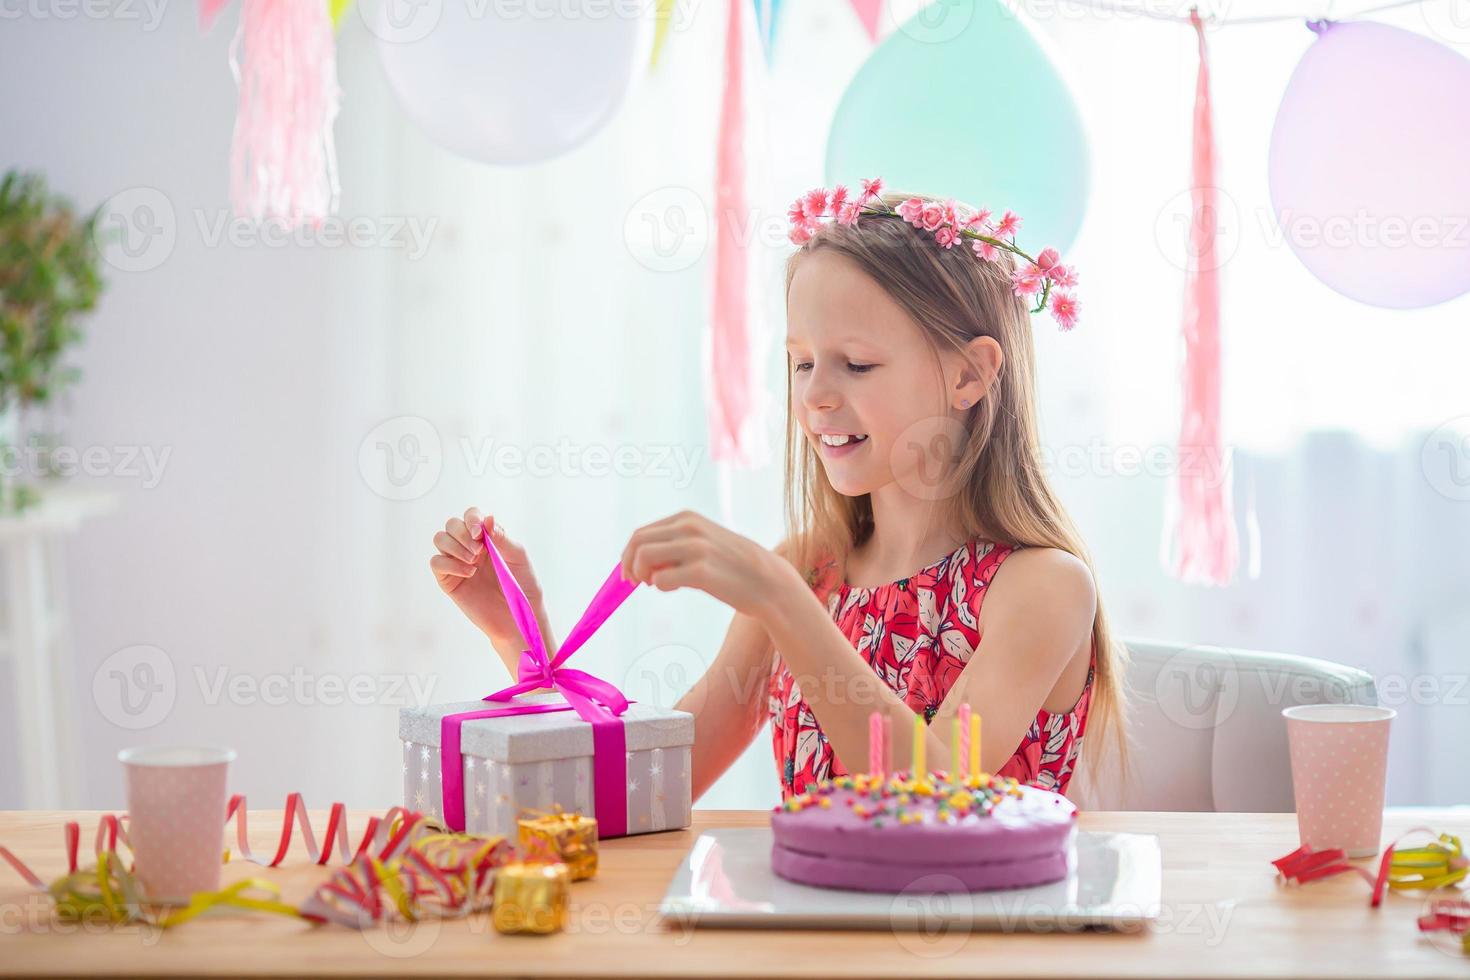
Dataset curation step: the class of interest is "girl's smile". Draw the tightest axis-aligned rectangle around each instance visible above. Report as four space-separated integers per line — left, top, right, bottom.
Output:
815 431 870 458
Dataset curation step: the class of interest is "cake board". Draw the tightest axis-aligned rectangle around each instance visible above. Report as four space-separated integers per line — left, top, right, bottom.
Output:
657 827 1162 932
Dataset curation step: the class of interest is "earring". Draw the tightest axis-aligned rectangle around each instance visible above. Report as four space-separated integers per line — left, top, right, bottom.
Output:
960 399 971 409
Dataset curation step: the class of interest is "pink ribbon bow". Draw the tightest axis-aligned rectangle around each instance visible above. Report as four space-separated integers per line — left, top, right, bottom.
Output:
439 528 640 836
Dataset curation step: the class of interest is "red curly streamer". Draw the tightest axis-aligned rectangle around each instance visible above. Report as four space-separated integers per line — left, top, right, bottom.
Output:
1 794 426 890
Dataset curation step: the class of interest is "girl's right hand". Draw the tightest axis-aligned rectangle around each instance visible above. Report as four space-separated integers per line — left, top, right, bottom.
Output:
430 508 556 653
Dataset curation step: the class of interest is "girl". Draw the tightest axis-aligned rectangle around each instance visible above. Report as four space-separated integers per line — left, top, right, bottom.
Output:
431 182 1127 804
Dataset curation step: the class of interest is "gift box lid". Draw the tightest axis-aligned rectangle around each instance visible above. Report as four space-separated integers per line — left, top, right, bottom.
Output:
399 693 695 765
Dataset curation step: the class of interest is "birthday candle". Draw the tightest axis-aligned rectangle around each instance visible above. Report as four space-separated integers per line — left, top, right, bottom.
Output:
950 716 961 789
869 710 882 776
958 702 971 779
969 712 981 776
882 712 892 780
913 712 925 781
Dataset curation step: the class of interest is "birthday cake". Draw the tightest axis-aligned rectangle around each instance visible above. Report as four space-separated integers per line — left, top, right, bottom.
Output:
770 769 1078 893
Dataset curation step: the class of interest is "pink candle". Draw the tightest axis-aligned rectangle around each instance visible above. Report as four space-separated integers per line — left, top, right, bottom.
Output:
869 710 883 776
959 702 971 778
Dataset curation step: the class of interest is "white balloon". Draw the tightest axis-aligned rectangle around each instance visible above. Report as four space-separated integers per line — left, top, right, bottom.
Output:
368 0 653 165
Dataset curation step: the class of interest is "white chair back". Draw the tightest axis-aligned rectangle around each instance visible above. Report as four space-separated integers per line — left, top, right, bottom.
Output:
1069 638 1378 812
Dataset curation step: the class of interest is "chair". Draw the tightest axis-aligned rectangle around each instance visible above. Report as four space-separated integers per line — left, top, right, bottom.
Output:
1068 638 1378 812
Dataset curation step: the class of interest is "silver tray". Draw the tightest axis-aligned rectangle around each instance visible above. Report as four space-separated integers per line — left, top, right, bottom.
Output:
657 827 1162 932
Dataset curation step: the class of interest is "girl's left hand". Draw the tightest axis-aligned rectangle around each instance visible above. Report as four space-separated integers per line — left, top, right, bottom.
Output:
620 510 790 619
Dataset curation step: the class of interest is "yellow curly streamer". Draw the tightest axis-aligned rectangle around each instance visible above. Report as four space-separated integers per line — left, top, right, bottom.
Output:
48 851 301 928
1388 833 1467 891
44 819 512 931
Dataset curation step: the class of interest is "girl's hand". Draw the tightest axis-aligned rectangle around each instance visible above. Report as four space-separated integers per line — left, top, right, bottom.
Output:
431 508 556 652
620 510 796 620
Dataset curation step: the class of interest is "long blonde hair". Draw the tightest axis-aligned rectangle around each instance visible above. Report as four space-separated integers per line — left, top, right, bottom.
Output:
780 191 1129 784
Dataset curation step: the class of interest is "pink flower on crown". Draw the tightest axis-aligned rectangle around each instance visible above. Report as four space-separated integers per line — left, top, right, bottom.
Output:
1050 292 1080 331
1010 263 1044 296
782 177 1080 330
963 208 992 231
803 188 830 220
993 210 1022 239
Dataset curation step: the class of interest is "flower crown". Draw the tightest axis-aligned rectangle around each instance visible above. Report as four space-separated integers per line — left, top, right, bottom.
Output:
787 177 1079 331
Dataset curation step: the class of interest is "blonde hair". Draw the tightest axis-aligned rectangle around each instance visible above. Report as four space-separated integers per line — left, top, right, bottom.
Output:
780 191 1129 785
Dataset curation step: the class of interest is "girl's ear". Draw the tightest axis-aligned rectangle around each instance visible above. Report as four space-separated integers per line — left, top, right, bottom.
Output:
951 336 1004 410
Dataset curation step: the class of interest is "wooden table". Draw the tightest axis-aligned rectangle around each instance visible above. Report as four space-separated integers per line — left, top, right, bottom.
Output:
1 807 1466 977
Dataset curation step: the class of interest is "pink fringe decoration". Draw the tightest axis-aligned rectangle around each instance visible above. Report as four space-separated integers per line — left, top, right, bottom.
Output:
709 0 754 464
198 0 230 30
223 0 341 228
1165 8 1238 585
848 0 882 42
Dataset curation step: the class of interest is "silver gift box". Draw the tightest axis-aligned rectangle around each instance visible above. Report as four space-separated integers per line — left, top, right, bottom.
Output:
398 693 695 839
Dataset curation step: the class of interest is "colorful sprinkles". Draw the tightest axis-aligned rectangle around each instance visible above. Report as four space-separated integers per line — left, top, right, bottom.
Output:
771 769 1027 825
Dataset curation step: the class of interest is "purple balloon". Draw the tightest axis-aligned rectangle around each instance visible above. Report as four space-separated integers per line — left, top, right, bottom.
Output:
1268 21 1470 309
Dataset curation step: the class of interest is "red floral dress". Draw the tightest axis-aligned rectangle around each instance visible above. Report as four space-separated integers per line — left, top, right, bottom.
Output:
768 538 1094 801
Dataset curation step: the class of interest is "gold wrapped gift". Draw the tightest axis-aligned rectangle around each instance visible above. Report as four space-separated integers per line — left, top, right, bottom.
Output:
491 861 570 935
517 806 598 882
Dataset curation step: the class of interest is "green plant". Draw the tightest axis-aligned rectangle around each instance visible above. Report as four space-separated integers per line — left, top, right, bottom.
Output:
0 170 105 411
0 171 107 512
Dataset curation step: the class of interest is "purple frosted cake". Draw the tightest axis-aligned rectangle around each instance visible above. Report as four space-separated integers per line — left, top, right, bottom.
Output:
770 770 1078 893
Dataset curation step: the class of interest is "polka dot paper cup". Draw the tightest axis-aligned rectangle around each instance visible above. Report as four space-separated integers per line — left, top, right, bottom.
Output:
1283 704 1395 859
118 745 236 903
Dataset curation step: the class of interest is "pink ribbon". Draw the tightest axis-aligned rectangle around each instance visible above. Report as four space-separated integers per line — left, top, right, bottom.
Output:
439 528 640 836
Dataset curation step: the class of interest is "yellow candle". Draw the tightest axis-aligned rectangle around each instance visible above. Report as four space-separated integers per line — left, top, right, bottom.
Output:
951 716 961 787
912 712 925 781
969 713 981 777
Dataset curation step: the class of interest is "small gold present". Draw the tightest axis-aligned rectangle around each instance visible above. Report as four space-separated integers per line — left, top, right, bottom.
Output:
517 805 598 881
491 861 570 935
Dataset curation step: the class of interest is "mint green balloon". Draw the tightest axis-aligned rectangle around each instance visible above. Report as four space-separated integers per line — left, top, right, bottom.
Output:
826 0 1088 253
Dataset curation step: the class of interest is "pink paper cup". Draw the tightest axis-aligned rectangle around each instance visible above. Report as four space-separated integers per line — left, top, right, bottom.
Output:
1283 704 1395 859
118 745 236 903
